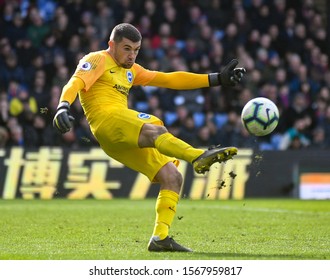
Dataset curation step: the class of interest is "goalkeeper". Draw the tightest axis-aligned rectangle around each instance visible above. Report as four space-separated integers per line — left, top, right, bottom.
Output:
53 23 245 252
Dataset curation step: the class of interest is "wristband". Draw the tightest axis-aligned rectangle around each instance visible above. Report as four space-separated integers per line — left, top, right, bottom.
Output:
57 101 70 110
208 73 221 87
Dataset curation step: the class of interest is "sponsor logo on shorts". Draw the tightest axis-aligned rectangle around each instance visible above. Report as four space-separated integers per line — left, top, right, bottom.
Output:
138 113 151 119
127 71 133 83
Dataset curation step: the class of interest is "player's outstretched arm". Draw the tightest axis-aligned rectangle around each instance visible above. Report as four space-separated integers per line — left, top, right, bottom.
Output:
209 59 246 87
146 59 245 89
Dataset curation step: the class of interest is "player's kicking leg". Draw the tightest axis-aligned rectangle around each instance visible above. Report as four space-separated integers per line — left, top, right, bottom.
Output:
152 130 237 173
192 146 238 174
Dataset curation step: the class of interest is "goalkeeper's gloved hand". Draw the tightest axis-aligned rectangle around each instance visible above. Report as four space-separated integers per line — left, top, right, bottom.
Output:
53 101 75 134
209 59 246 87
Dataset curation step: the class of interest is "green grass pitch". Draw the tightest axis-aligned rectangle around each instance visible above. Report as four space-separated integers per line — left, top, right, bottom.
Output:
0 199 329 260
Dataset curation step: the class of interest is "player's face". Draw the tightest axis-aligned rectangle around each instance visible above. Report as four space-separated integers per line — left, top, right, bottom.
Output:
110 38 141 68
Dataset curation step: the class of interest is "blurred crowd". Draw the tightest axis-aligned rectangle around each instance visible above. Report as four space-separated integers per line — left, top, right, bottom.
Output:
1 0 330 150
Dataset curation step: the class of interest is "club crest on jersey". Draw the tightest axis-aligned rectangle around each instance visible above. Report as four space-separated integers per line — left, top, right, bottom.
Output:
138 113 151 119
80 62 92 71
126 71 133 83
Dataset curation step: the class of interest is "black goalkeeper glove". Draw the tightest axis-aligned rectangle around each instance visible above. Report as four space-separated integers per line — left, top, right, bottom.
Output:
209 59 246 87
53 101 75 133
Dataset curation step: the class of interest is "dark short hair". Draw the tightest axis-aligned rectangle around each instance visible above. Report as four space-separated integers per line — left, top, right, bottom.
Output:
110 23 142 43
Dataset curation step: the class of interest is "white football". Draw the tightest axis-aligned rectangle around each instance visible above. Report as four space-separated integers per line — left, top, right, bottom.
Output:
241 97 280 136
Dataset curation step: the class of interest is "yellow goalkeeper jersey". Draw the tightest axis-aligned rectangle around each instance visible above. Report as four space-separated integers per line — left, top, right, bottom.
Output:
72 50 157 129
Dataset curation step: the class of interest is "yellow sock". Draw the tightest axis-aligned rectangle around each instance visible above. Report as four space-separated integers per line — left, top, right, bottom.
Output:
152 190 179 240
155 132 204 163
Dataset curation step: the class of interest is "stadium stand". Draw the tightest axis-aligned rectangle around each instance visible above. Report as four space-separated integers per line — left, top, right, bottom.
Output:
0 0 329 150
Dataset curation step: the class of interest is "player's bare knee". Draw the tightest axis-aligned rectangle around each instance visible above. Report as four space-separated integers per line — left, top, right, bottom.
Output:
156 125 168 135
152 125 168 144
151 125 168 145
170 169 183 187
156 163 183 193
163 169 183 193
139 124 168 147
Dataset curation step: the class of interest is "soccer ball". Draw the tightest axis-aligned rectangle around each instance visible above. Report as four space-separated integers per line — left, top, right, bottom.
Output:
241 97 280 136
